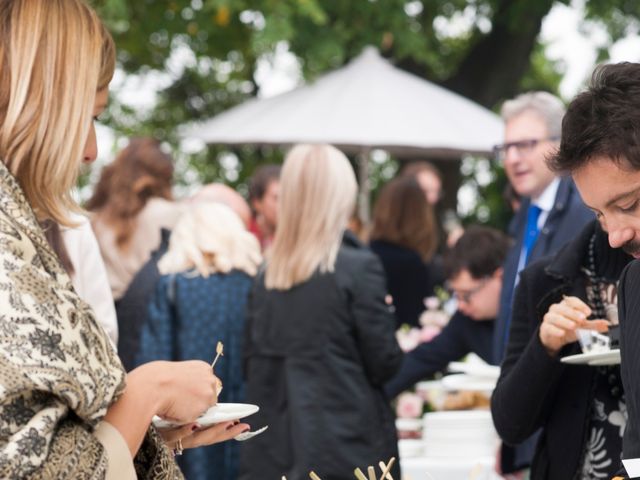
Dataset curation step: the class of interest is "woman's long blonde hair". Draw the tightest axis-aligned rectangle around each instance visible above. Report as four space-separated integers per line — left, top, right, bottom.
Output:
265 144 357 290
0 0 115 226
158 202 262 278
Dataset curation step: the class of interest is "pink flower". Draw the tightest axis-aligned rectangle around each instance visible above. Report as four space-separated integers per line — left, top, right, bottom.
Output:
396 328 421 352
419 310 450 328
424 296 441 311
396 392 424 418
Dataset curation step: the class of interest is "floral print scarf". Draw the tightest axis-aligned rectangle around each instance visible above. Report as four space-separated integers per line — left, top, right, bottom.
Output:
0 161 181 478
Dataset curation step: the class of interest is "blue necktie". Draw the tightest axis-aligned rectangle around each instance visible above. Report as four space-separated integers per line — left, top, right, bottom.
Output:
504 204 543 350
521 204 542 265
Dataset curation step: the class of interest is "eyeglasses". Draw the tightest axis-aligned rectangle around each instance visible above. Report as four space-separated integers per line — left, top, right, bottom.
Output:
448 277 491 304
492 136 559 161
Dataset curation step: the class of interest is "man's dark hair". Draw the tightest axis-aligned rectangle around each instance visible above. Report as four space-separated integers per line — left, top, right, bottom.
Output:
549 62 640 173
248 164 281 203
444 225 511 280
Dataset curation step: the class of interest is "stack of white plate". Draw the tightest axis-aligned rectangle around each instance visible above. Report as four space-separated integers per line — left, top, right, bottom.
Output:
422 410 498 459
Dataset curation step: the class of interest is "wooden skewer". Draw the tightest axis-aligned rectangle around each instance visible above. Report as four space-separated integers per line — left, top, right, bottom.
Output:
378 457 396 480
309 472 322 480
354 468 368 480
367 466 376 480
211 341 224 368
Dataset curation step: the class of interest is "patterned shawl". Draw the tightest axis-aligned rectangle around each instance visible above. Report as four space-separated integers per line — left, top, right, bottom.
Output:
0 161 182 479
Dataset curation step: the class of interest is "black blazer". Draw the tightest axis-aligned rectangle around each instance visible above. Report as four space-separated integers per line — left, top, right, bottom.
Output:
618 260 640 474
370 240 444 328
239 242 402 480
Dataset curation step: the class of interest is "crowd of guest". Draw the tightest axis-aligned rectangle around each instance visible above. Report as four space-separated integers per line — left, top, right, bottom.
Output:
7 1 640 479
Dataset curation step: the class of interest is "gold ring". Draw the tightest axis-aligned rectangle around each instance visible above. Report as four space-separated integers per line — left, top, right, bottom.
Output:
174 438 183 456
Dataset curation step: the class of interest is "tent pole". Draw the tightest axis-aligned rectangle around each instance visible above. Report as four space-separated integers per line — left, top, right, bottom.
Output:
357 148 371 226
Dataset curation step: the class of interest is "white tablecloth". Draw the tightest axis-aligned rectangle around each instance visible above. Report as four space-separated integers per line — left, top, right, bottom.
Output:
401 456 503 480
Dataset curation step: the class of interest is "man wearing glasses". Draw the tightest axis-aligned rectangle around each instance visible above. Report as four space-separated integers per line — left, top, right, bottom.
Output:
384 226 509 399
493 91 592 365
492 92 592 475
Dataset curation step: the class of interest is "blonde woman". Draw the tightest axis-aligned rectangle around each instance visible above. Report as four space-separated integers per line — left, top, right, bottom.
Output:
137 201 262 480
0 1 244 478
239 145 403 480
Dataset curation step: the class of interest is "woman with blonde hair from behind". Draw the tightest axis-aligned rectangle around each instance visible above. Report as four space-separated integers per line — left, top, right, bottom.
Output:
239 144 403 480
137 201 262 480
0 1 243 478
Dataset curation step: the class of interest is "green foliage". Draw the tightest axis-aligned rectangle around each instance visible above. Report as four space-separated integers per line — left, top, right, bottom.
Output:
88 0 638 230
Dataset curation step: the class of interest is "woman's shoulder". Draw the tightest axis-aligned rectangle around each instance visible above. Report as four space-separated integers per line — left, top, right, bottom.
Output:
173 269 255 289
335 244 387 287
370 239 422 261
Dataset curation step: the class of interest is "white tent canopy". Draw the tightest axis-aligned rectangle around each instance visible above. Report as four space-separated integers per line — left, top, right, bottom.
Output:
186 46 504 220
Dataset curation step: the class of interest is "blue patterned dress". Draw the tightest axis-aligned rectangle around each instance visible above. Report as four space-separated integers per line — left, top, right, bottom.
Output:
137 269 254 480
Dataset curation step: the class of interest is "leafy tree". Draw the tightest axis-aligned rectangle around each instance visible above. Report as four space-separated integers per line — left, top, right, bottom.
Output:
91 0 640 228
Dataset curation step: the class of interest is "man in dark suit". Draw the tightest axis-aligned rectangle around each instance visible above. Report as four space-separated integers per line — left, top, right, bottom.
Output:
492 92 593 473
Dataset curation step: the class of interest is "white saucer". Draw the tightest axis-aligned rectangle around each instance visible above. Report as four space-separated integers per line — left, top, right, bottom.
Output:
560 349 620 366
448 361 500 379
441 373 496 392
152 403 259 430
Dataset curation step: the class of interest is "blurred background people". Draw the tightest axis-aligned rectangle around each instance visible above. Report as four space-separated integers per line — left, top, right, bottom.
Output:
399 160 464 248
248 164 280 250
493 91 592 364
137 201 262 480
88 137 182 301
191 183 252 227
492 220 630 479
491 91 593 474
239 144 402 480
370 175 444 328
385 226 510 398
87 137 184 366
116 183 251 371
400 161 443 206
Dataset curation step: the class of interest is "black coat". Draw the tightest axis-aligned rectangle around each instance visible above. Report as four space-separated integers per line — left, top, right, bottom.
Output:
384 311 494 399
491 221 631 480
370 240 444 328
239 243 403 480
618 260 640 473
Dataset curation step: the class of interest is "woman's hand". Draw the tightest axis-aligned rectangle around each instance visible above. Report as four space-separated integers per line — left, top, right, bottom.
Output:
103 360 220 456
139 360 220 423
539 295 609 356
161 420 250 452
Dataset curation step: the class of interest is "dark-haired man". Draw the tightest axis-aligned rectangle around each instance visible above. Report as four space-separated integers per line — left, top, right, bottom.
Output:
385 226 510 398
542 62 640 479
